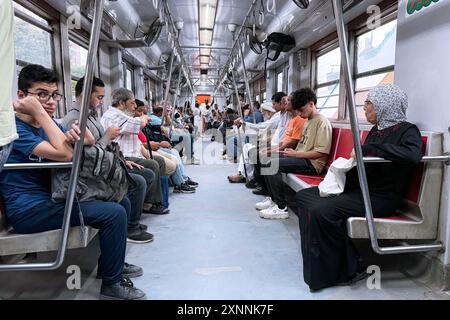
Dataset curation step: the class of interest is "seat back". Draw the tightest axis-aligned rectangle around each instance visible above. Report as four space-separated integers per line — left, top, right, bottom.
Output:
325 128 341 168
334 128 355 159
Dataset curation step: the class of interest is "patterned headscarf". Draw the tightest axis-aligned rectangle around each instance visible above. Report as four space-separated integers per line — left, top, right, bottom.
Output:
367 84 408 130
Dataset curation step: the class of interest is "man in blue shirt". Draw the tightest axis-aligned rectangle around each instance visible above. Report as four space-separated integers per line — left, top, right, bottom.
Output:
0 64 146 300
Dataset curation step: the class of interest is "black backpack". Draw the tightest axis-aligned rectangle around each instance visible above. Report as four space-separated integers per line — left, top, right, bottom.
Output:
51 142 134 203
263 32 296 76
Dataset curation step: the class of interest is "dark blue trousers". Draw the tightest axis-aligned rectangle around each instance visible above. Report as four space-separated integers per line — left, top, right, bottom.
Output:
8 197 130 286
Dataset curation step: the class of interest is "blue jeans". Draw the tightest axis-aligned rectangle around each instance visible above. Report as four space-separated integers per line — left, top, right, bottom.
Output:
8 197 130 286
0 143 13 173
160 176 169 208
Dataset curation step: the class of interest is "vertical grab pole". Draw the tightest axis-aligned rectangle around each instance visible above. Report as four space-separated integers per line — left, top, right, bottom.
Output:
238 38 256 124
331 0 380 253
331 0 443 254
169 67 183 136
162 52 175 126
55 0 105 267
0 0 106 271
231 69 248 180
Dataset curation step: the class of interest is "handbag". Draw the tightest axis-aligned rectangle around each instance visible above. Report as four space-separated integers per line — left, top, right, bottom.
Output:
318 157 356 197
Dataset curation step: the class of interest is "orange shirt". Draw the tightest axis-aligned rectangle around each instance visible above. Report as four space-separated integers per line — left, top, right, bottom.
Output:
283 116 306 144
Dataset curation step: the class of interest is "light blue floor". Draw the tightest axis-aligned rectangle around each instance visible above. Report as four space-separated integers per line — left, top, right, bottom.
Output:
1 139 449 300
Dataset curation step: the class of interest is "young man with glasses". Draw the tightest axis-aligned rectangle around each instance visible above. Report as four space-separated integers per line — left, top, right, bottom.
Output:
0 64 146 300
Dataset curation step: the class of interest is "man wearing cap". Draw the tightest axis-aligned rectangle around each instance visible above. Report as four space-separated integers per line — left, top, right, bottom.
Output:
227 101 280 184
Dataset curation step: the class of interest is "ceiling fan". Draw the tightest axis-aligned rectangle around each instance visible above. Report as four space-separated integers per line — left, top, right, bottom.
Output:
102 17 163 48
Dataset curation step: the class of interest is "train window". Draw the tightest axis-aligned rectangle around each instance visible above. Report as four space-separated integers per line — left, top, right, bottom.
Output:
315 46 341 119
123 63 134 91
262 91 266 103
69 40 88 96
354 19 397 119
13 3 53 69
277 71 283 92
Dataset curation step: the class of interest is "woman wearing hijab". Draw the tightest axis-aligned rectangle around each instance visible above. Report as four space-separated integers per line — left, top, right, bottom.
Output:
287 84 423 292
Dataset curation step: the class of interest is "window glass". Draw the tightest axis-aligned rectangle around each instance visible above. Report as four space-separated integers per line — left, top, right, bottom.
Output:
356 20 397 74
13 16 52 68
316 47 341 85
277 72 283 92
126 68 133 91
316 85 340 119
262 91 266 103
69 40 88 79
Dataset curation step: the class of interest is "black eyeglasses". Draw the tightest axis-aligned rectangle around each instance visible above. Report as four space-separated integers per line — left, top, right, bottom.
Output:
26 90 63 102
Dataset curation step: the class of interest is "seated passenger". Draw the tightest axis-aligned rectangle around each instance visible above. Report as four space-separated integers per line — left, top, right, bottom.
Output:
227 101 280 184
256 88 332 220
252 92 289 195
0 64 145 300
100 88 170 214
62 77 154 243
135 100 198 193
288 84 422 292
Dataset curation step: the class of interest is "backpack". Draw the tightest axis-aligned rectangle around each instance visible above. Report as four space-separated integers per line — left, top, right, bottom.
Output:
263 32 296 76
51 142 134 203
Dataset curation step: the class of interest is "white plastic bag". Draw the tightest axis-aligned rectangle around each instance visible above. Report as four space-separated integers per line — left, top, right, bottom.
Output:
318 157 356 197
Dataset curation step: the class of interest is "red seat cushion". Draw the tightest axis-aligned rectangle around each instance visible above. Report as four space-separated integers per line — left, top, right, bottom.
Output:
294 174 324 186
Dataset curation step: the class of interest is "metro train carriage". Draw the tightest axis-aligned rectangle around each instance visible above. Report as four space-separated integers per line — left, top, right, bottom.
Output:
0 0 450 302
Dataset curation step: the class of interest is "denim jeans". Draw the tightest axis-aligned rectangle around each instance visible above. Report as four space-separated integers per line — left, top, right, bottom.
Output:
8 197 130 286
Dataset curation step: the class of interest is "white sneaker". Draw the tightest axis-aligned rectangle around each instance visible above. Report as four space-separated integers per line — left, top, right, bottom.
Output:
259 205 289 219
255 197 274 211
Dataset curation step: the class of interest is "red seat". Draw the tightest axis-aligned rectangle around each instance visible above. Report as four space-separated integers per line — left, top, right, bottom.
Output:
325 128 341 167
294 174 324 186
289 128 429 223
334 128 354 159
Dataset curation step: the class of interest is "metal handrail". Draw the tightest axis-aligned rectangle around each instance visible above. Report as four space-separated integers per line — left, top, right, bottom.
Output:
331 0 443 255
363 155 450 164
215 0 259 94
238 37 257 125
231 69 248 180
0 0 105 271
2 162 73 170
162 51 175 126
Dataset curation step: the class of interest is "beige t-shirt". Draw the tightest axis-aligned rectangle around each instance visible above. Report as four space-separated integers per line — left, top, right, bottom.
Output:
295 113 332 174
0 0 18 147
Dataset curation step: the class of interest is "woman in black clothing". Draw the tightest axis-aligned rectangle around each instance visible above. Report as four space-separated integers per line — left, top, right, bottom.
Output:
287 84 423 291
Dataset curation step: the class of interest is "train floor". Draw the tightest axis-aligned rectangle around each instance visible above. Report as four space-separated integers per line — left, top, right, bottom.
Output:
0 137 449 300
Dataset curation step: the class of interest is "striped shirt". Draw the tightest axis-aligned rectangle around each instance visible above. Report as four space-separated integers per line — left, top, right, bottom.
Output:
100 106 143 158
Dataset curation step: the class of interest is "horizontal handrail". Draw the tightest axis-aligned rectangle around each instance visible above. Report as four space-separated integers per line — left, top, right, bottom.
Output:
363 155 450 164
2 162 73 170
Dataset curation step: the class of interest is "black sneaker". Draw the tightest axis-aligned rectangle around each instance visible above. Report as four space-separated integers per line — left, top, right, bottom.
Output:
139 223 148 231
100 277 146 300
252 188 269 196
337 271 369 287
123 262 143 278
245 179 258 189
186 177 199 187
127 228 154 244
174 183 196 193
143 204 170 215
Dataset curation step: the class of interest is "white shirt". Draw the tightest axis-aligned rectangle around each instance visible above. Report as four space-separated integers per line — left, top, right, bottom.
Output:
0 0 18 147
100 106 143 158
271 110 292 147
